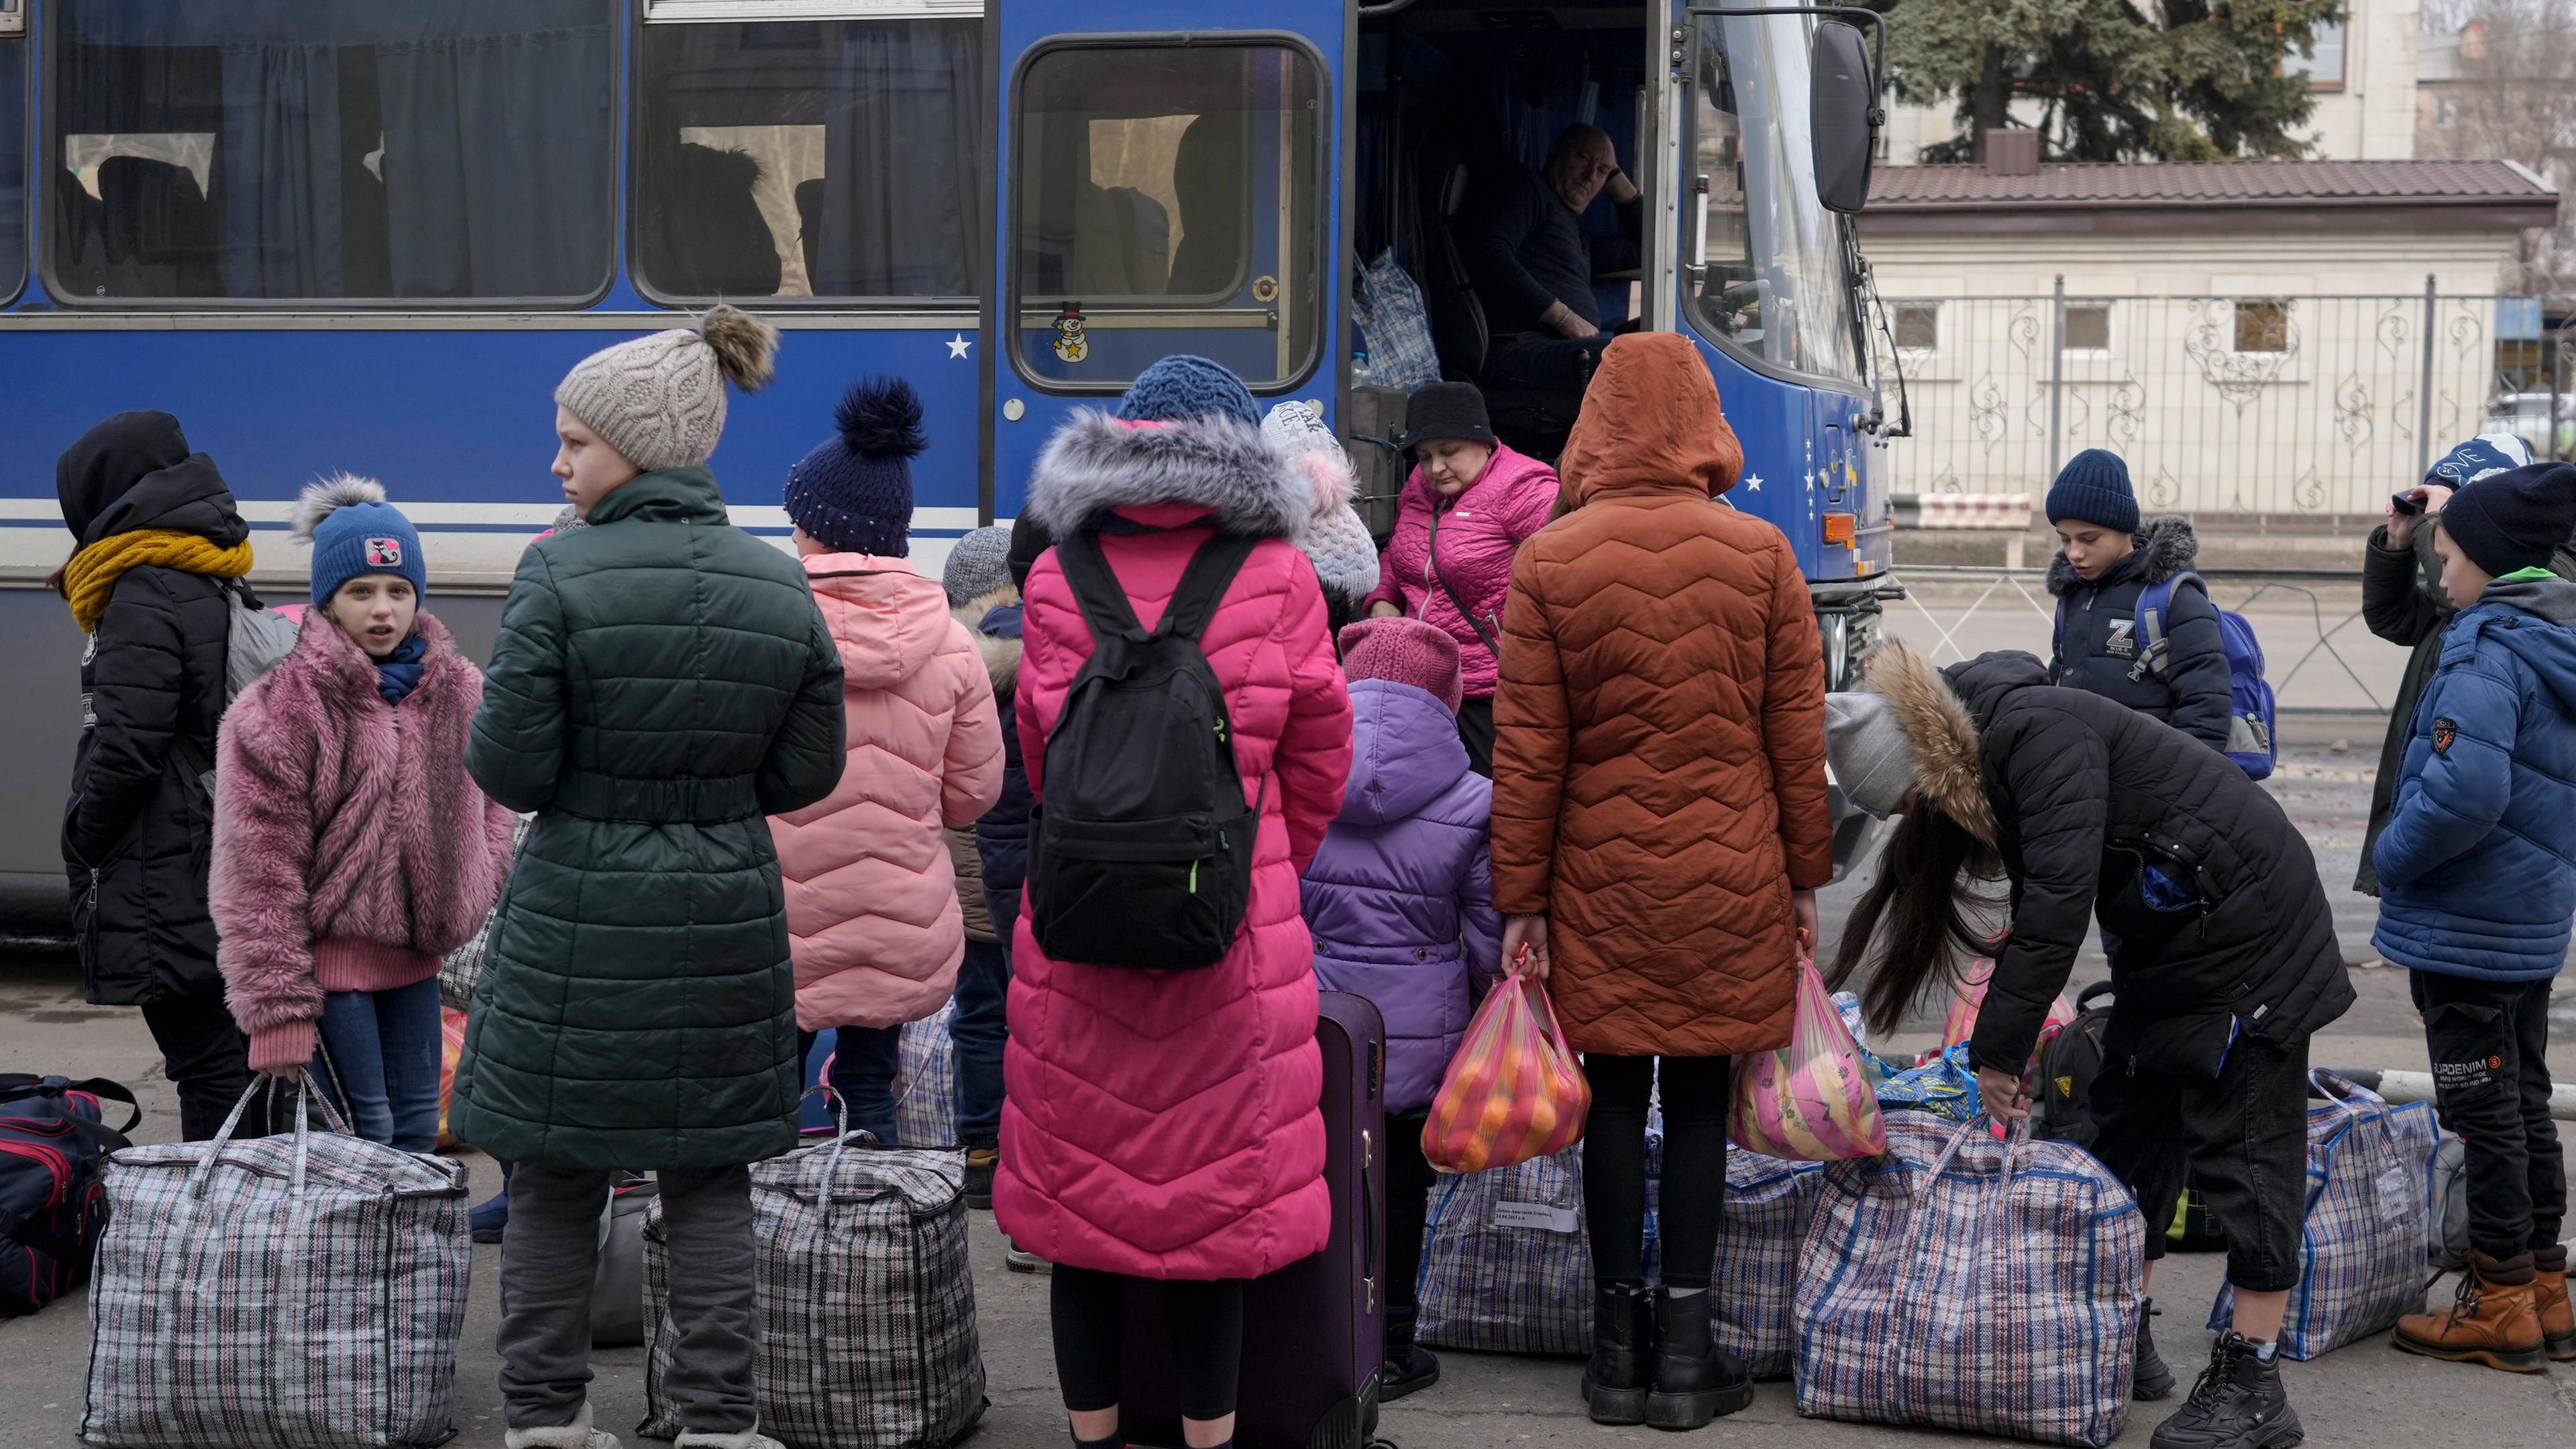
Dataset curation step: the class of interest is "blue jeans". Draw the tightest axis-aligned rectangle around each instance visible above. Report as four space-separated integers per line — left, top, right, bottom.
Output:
797 1025 902 1145
952 936 1012 1149
1483 331 1611 392
312 975 443 1152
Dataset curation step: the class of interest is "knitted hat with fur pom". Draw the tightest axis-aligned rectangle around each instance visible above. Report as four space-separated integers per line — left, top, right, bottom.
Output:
785 377 928 556
292 474 425 608
554 304 777 472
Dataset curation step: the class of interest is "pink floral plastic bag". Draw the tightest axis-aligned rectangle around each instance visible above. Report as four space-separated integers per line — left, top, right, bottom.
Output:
1943 957 2076 1069
1727 957 1886 1163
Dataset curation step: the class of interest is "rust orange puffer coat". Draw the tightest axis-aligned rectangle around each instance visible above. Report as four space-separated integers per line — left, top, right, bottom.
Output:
1489 333 1834 1058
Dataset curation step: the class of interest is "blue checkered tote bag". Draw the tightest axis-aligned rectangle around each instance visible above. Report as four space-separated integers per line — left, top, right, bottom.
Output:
1711 1150 1827 1379
894 1005 957 1148
2206 1077 2431 1360
1417 1142 1596 1354
1795 1115 2143 1448
80 1076 472 1448
1352 250 1442 391
641 1120 985 1449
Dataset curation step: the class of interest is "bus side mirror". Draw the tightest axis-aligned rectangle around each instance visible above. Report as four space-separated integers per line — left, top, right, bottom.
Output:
1809 20 1877 215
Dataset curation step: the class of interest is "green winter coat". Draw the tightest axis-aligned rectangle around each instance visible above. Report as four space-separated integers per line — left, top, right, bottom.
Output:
450 468 846 1169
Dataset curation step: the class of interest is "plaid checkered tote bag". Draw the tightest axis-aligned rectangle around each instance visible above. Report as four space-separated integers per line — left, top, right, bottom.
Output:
1794 1115 2144 1448
2206 1074 2432 1359
640 1101 985 1449
894 1005 957 1148
80 1075 472 1448
1417 1142 1595 1354
1711 1150 1827 1379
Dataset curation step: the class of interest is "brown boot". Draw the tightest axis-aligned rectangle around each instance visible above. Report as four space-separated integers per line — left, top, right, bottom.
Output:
2392 1250 2551 1373
2534 1244 2575 1362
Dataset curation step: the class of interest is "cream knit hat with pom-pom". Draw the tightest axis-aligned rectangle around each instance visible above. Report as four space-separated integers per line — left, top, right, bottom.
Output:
554 304 777 472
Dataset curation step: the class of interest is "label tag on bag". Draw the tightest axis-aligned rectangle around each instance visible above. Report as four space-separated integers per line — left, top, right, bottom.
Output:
2376 1166 2413 1223
1493 1199 1578 1234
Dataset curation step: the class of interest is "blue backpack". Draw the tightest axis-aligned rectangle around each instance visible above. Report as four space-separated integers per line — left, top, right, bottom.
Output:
2129 572 2276 780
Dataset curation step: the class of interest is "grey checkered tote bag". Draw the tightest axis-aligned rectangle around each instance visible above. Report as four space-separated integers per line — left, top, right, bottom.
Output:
641 1114 985 1448
1711 1150 1827 1379
80 1075 471 1448
1417 1142 1596 1354
1794 1115 2143 1448
2206 1075 2432 1359
893 1005 956 1148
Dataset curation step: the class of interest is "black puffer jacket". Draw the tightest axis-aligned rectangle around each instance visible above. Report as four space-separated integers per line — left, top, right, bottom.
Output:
56 412 254 1006
1902 649 2351 1077
2046 515 2231 753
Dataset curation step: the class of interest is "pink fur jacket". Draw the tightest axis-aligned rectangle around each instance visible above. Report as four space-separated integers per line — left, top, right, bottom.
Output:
210 609 515 1070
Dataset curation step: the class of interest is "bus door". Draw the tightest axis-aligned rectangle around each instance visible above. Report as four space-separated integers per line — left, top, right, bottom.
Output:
986 0 1345 519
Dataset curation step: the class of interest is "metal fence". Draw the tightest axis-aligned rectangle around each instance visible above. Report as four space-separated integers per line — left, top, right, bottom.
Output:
1882 566 2400 716
1876 286 2520 517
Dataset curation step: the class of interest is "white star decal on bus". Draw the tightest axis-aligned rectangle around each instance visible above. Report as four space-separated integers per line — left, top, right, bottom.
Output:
947 334 971 360
1743 472 1763 490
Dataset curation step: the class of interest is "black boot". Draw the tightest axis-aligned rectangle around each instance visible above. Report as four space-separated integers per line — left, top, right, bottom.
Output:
1380 1303 1441 1403
1582 1281 1653 1426
1644 1287 1754 1431
2149 1332 2302 1449
2133 1297 2176 1401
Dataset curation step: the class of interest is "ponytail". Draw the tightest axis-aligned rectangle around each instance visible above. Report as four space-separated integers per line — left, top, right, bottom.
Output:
1825 802 2004 1038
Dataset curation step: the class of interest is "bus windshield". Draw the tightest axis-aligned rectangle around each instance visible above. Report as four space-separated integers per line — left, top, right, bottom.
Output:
1683 8 1865 384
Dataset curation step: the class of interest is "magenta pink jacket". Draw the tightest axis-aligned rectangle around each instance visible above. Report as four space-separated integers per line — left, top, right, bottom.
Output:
994 410 1354 1281
770 553 1004 1031
1360 444 1559 700
211 610 515 1070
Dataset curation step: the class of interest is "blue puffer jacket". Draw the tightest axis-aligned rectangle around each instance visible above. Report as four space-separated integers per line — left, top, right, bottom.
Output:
2047 515 2233 752
2373 574 2576 980
963 596 1032 928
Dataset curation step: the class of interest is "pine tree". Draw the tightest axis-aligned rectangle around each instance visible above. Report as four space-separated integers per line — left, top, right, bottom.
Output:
1886 0 2343 162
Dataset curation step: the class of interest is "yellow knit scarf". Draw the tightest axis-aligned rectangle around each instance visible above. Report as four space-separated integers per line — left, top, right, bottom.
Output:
63 529 254 633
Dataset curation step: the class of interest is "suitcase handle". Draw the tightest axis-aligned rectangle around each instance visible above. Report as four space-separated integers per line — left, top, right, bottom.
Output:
1359 1128 1378 1316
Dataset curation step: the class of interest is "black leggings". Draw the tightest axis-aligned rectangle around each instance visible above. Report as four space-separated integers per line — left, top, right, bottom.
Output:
1584 1054 1731 1290
1050 1265 1246 1421
1385 1112 1436 1338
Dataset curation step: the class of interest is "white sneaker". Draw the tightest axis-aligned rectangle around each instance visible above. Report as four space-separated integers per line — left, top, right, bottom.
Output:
504 1403 621 1449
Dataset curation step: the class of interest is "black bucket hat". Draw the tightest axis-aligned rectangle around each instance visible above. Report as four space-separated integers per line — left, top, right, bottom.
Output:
1399 381 1497 452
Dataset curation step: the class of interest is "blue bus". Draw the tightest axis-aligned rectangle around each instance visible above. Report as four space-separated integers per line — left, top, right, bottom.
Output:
0 0 1899 916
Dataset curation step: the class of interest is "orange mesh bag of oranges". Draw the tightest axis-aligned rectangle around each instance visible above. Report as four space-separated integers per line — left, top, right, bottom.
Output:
1421 945 1591 1173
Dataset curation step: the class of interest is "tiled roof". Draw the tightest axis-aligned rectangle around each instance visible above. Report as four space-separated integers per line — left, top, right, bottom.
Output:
1868 159 2552 207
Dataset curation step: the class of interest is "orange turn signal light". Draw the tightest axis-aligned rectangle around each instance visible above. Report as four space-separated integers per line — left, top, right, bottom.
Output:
1823 512 1856 547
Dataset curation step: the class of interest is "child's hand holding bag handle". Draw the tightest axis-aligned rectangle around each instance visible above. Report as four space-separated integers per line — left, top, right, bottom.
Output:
1421 943 1591 1174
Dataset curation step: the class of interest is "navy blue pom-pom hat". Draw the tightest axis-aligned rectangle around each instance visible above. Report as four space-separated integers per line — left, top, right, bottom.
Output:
784 376 928 556
290 474 425 608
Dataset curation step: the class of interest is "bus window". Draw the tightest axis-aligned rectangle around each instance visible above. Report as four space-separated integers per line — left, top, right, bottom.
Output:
48 1 613 303
1685 12 1864 383
0 38 23 302
1012 42 1322 390
635 17 981 301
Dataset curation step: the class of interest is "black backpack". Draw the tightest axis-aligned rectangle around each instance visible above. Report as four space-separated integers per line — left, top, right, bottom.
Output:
1027 529 1263 969
1 1074 138 1318
2031 981 2115 1148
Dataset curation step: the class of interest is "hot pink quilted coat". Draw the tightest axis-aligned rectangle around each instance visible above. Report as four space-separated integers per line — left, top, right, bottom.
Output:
1361 443 1560 700
210 609 516 1070
995 409 1354 1281
770 554 1004 1031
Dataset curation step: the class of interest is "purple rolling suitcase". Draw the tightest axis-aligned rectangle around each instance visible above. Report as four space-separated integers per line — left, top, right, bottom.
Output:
1119 990 1390 1449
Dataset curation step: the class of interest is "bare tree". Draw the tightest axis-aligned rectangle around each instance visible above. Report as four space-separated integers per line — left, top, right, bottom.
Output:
2420 0 2576 292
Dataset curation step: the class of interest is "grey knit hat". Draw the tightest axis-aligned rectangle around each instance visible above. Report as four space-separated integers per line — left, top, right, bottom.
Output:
1263 401 1382 600
942 524 1015 605
1825 692 1917 820
554 305 778 472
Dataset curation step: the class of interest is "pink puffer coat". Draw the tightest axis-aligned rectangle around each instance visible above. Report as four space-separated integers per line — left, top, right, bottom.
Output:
995 409 1354 1281
771 554 1004 1031
1362 444 1559 700
211 610 516 1071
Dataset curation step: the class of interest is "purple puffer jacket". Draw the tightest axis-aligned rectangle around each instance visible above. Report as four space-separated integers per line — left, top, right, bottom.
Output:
1300 678 1504 1114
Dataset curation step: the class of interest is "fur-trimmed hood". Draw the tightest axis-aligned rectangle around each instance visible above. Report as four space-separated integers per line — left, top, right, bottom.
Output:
1023 409 1308 539
951 584 1022 698
2046 513 2198 596
1860 641 1998 847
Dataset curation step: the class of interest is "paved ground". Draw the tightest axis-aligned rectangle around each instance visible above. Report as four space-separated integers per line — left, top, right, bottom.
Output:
5 724 2574 1446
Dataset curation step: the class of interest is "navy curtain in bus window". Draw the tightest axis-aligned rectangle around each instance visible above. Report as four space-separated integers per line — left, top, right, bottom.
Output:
1684 12 1864 383
635 17 982 300
50 0 613 301
1012 44 1322 390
